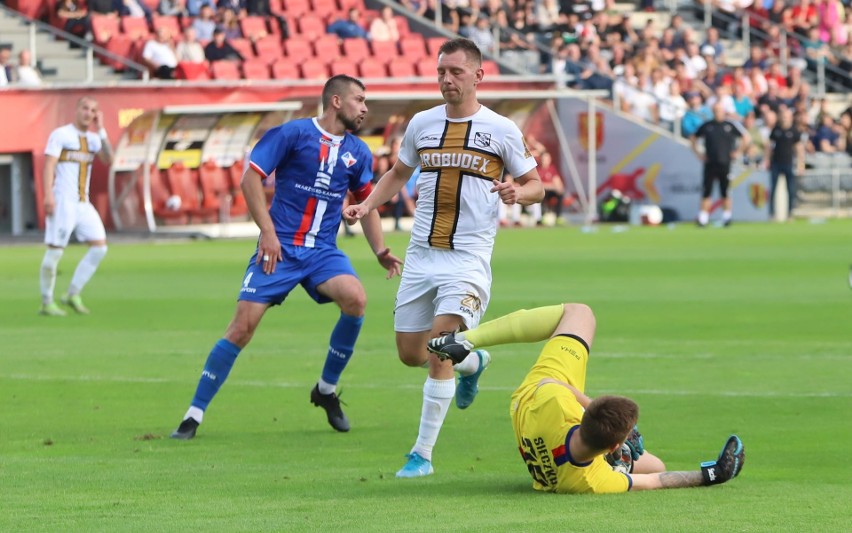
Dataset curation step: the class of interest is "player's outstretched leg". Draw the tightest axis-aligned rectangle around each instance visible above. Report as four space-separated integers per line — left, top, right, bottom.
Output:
171 338 242 440
455 350 490 409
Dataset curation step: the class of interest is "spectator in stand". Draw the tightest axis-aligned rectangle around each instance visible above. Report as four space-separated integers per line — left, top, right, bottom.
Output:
497 10 536 52
537 151 566 225
764 62 789 90
193 4 217 41
217 0 246 16
707 84 738 121
790 0 818 35
757 79 787 117
682 92 713 138
765 108 804 219
204 26 244 61
723 66 754 97
176 26 206 63
88 0 118 15
659 80 688 132
142 27 178 79
817 0 843 44
115 0 153 24
186 0 212 17
0 46 13 85
218 8 243 40
469 15 494 53
743 45 768 70
802 26 832 70
399 0 427 18
767 0 792 34
159 0 187 16
748 65 769 96
743 109 772 166
14 49 43 87
369 6 400 43
701 27 725 61
731 82 755 120
327 8 369 40
55 0 91 41
809 114 846 153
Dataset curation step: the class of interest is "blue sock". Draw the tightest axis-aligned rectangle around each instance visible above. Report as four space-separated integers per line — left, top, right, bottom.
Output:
321 313 364 386
190 339 241 411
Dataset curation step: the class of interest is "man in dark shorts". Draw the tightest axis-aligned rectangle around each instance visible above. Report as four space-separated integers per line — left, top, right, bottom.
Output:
691 102 750 227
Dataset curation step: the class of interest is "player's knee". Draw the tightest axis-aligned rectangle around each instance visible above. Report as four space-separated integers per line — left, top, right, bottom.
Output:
338 290 367 316
564 303 595 323
224 321 256 347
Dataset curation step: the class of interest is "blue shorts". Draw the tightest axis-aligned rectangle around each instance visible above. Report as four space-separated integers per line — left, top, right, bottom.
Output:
237 245 357 306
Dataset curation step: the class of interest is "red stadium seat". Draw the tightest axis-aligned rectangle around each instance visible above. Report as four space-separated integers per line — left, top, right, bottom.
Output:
283 0 310 17
482 60 500 77
103 36 135 70
146 165 188 224
341 38 370 63
242 59 272 79
175 61 211 80
310 0 337 16
229 38 255 59
388 61 416 78
152 15 181 38
253 36 284 62
415 58 437 77
358 58 387 78
426 37 446 57
338 0 365 12
240 16 270 41
226 160 249 216
300 58 329 79
328 60 356 77
312 34 341 60
394 15 410 39
296 15 325 40
13 0 48 19
165 162 217 222
399 35 427 62
198 160 232 217
210 60 241 80
271 58 300 79
369 40 399 60
269 0 285 15
283 37 313 58
121 16 150 41
91 14 120 45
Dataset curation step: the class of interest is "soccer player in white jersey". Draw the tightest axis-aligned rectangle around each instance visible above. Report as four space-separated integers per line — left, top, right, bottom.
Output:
39 96 114 316
344 38 544 477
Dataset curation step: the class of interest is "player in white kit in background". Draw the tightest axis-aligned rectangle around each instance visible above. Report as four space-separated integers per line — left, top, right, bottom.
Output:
39 96 114 316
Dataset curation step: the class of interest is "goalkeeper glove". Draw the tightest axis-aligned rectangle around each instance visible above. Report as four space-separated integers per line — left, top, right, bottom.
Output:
700 435 745 486
625 425 644 461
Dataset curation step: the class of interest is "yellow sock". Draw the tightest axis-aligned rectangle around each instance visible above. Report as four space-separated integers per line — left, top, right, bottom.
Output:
464 305 564 348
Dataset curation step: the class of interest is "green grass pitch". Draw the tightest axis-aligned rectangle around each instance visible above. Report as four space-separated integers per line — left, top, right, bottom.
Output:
1 220 850 532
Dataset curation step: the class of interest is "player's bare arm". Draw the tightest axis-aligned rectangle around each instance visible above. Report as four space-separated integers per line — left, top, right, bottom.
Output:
241 167 281 275
43 155 58 216
630 435 744 491
358 209 403 279
343 159 415 224
491 169 543 206
93 110 114 166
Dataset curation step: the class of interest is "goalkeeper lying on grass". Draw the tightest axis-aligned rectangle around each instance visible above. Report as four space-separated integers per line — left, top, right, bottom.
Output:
427 303 744 494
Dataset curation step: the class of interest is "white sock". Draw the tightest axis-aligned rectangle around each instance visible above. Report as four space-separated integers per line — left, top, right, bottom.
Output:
698 211 709 225
723 210 732 221
184 406 204 423
40 247 64 304
317 378 336 395
411 377 455 462
453 352 480 376
68 245 107 296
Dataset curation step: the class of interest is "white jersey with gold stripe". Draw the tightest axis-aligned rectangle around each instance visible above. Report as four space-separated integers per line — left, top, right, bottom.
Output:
45 124 102 203
398 104 537 255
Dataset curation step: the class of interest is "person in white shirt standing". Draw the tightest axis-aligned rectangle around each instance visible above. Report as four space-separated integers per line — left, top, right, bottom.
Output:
40 97 114 316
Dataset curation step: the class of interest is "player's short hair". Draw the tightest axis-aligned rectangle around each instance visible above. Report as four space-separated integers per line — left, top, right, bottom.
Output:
322 75 365 108
580 395 639 453
77 96 97 108
438 38 482 67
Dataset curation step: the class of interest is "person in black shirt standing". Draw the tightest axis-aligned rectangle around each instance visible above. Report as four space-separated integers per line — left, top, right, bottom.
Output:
691 102 751 227
764 108 804 221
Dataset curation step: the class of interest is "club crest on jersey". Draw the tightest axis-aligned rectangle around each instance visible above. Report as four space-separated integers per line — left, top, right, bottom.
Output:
473 132 491 148
341 151 357 168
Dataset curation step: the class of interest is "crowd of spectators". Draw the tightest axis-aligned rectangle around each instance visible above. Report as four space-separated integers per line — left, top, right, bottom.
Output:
0 45 44 87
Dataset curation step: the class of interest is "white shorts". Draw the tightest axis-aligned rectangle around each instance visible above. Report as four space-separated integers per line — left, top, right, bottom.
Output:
394 245 491 333
45 199 106 247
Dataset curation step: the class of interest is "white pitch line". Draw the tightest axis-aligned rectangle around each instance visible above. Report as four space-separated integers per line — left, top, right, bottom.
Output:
2 374 850 398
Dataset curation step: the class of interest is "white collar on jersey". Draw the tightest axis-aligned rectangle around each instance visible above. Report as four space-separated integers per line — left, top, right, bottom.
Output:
312 118 345 141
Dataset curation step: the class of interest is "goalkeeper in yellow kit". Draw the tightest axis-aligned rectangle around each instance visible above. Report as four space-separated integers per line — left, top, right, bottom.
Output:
427 303 745 494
